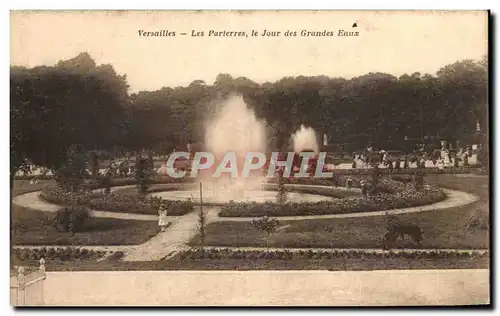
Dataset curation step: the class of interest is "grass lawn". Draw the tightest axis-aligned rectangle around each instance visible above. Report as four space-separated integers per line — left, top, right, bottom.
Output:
13 256 489 272
190 174 489 250
11 180 160 246
12 179 54 196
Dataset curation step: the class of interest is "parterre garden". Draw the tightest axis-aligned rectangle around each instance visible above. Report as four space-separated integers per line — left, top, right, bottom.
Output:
11 168 490 271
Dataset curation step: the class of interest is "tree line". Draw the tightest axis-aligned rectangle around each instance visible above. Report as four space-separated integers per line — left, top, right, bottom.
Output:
11 52 488 174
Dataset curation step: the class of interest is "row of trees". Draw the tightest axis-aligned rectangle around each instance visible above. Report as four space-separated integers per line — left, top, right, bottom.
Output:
11 52 489 176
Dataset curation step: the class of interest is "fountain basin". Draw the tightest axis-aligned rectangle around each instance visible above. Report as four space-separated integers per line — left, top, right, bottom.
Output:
149 189 333 204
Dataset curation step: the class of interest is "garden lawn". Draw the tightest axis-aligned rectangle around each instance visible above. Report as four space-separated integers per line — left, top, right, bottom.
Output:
11 180 160 246
190 174 489 250
12 179 54 196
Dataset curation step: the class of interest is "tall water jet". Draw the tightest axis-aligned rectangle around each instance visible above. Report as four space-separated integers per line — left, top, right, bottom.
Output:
292 124 319 153
201 94 268 198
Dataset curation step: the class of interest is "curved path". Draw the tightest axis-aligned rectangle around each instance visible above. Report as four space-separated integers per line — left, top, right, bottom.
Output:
12 183 482 261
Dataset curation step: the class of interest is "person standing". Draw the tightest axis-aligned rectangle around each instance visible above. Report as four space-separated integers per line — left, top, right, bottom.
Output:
464 152 469 166
403 156 409 169
346 177 353 191
360 180 368 198
158 206 168 232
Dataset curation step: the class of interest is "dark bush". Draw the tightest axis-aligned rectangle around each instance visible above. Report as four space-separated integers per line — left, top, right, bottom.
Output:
53 205 90 233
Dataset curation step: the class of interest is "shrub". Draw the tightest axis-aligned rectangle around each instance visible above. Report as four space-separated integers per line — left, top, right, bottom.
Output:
251 216 280 235
466 210 489 231
135 156 152 195
54 145 88 192
53 205 90 233
108 251 125 261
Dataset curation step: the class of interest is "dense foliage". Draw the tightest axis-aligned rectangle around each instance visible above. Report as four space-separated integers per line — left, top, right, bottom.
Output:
53 205 90 233
11 52 488 177
53 145 88 192
251 216 280 235
135 156 152 195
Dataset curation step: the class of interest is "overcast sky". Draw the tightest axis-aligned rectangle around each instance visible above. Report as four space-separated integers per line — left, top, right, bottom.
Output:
11 10 488 92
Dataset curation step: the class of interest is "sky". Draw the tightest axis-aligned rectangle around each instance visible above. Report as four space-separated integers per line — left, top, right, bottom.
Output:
10 10 488 93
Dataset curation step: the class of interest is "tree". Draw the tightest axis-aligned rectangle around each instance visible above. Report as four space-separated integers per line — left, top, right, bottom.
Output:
11 54 488 170
135 156 151 195
198 204 206 250
88 151 99 180
10 53 129 175
414 167 425 190
276 171 288 204
54 144 87 193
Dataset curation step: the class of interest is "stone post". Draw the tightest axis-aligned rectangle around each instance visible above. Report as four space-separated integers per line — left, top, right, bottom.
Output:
17 266 25 306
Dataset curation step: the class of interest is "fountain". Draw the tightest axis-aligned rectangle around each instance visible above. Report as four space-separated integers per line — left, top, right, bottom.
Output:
151 95 332 204
291 124 320 154
201 94 268 197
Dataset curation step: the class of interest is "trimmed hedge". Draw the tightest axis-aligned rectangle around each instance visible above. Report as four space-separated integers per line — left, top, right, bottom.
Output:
12 247 109 261
178 247 488 261
218 180 446 217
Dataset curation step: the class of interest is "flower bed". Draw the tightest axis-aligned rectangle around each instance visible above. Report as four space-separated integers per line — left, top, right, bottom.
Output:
12 247 109 261
41 185 194 216
218 180 446 217
178 248 488 261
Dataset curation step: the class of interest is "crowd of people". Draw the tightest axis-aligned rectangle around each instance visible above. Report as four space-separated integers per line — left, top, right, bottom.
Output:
349 144 477 170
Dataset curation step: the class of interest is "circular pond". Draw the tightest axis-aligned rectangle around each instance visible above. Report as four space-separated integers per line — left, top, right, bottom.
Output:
149 189 333 204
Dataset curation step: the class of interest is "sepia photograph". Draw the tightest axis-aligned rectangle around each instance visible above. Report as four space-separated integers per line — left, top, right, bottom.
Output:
9 10 490 306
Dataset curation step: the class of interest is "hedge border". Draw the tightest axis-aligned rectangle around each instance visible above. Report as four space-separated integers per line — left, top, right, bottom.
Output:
177 247 489 261
218 179 447 217
12 247 110 261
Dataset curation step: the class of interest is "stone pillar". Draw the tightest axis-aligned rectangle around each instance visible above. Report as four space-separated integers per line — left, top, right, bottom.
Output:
17 267 25 306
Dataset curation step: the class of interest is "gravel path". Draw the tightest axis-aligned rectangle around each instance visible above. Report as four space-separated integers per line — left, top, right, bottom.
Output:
123 207 220 261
